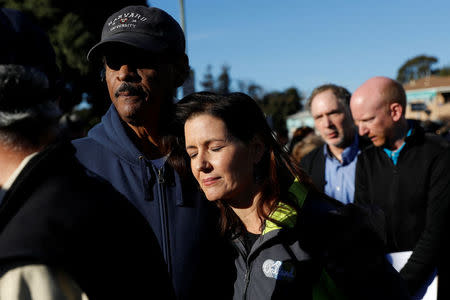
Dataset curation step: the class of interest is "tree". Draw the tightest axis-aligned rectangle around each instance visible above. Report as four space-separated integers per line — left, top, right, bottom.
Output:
200 64 215 92
247 83 264 102
237 80 264 101
0 0 147 117
435 66 450 77
216 64 231 94
260 87 303 133
200 64 231 94
396 55 438 83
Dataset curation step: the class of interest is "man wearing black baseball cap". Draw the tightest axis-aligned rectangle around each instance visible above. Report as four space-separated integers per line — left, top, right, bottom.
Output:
0 7 174 299
87 5 186 61
73 5 234 299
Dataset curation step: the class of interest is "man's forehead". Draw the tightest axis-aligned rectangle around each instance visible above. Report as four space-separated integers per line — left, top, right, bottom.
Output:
312 92 343 112
353 98 387 121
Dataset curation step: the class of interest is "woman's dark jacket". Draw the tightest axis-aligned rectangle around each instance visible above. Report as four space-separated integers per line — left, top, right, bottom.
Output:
231 180 411 300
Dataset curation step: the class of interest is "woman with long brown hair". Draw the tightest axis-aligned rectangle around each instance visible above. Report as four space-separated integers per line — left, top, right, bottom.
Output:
174 92 410 300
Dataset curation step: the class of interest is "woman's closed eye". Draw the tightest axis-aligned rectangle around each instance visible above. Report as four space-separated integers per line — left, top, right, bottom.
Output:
211 146 225 152
186 151 197 159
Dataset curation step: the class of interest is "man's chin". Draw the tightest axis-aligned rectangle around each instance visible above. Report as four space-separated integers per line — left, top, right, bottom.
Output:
371 138 385 147
329 138 345 148
115 101 146 123
118 108 145 125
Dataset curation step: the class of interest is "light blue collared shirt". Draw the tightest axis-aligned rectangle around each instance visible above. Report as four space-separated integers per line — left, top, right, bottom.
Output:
324 134 360 204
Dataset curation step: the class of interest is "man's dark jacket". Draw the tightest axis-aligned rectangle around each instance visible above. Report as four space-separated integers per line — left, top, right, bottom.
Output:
0 142 175 299
300 136 371 192
354 121 450 299
72 105 234 299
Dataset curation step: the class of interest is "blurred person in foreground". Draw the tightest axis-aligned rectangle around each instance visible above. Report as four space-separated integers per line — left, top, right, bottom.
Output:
351 76 450 299
287 126 314 154
291 133 325 163
0 7 173 299
301 84 370 204
72 5 233 299
174 91 411 300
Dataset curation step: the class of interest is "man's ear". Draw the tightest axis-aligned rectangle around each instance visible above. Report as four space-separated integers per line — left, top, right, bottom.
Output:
173 54 190 88
390 102 403 122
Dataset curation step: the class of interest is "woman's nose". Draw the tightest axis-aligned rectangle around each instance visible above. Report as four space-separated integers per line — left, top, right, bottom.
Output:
195 154 211 172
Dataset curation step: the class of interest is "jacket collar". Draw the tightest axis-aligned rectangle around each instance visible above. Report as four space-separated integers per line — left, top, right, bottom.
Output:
262 179 308 235
88 105 190 206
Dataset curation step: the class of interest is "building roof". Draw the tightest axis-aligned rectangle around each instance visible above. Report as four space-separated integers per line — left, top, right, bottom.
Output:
403 75 450 91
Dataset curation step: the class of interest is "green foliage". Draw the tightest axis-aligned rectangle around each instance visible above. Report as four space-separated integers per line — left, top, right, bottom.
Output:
247 83 264 101
0 0 146 117
396 55 438 83
397 54 450 84
0 0 60 20
200 65 215 92
199 64 303 133
216 64 231 94
52 13 94 75
260 87 303 132
436 66 450 77
237 80 265 101
199 64 232 94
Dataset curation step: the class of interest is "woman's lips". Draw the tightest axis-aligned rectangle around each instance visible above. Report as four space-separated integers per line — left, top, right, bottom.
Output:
202 177 220 186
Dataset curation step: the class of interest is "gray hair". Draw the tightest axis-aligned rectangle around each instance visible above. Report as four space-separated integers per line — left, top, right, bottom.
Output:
307 84 352 111
0 64 61 148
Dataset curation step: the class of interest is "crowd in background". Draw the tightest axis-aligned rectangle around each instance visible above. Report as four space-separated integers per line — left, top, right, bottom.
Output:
0 4 449 300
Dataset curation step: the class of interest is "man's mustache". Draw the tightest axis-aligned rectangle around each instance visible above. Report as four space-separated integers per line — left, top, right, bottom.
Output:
114 83 147 99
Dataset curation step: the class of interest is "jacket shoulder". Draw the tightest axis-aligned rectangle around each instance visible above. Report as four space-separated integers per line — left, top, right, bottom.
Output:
423 132 450 150
358 135 374 151
72 136 104 158
356 142 380 162
300 146 323 170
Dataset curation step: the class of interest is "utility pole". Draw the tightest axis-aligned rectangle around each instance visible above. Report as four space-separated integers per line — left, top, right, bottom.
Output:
179 0 186 40
179 0 195 97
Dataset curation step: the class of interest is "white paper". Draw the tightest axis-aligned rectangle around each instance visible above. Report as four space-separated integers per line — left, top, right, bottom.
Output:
386 251 437 300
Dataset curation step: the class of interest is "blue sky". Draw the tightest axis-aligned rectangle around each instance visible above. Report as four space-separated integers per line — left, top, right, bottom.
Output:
147 0 450 98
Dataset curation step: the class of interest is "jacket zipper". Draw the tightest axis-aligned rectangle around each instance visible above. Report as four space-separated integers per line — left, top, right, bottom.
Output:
157 167 171 275
243 264 251 300
236 237 252 300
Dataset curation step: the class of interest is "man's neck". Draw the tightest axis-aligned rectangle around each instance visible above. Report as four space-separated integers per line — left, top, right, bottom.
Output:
126 123 165 159
327 144 345 163
386 119 409 151
327 131 356 163
0 144 39 187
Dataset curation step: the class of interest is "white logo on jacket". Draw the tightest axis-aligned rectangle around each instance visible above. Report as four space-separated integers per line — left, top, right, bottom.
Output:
262 259 282 279
262 259 296 281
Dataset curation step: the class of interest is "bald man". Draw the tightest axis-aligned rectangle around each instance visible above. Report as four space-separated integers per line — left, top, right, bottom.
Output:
351 76 450 299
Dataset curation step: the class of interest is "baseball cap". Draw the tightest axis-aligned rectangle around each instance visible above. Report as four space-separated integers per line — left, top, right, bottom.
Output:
0 8 58 82
87 6 185 61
